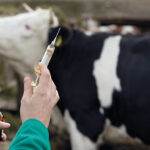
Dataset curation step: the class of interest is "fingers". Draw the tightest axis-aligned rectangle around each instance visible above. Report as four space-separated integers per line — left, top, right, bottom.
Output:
37 63 51 90
0 121 10 142
36 63 60 107
0 121 10 130
23 77 33 98
1 133 7 142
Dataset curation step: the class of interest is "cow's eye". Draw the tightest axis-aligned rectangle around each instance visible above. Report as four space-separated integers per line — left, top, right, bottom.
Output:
24 24 31 30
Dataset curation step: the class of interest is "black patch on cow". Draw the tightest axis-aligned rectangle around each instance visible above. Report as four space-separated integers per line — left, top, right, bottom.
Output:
105 89 125 127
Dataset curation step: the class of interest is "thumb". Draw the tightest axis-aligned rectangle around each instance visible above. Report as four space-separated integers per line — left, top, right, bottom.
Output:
0 121 10 129
23 77 33 98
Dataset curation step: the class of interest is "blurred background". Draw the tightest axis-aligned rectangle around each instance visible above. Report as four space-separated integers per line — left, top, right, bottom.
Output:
1 0 150 150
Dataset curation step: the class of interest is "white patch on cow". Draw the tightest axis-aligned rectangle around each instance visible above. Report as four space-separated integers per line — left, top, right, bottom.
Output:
99 107 104 114
121 25 135 35
93 36 122 108
64 110 97 150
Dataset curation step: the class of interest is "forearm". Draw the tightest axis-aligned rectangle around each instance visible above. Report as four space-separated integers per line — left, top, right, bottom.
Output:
9 119 51 150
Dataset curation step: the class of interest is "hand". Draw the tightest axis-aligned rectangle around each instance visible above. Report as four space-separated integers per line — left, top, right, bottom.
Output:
20 63 59 127
0 121 10 142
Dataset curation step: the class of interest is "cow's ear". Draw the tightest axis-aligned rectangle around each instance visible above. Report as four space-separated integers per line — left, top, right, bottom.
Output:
48 26 73 47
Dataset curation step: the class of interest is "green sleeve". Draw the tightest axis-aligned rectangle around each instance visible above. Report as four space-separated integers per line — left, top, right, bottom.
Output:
9 119 51 150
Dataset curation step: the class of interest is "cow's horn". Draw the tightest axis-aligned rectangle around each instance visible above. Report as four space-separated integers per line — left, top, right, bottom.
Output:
22 3 34 12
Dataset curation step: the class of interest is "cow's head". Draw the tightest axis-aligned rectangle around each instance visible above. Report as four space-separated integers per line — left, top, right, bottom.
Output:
0 7 59 78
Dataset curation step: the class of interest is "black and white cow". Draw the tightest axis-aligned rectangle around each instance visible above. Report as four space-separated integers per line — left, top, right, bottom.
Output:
48 26 150 150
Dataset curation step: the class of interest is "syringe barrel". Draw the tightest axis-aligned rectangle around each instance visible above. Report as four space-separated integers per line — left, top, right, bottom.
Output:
41 44 55 66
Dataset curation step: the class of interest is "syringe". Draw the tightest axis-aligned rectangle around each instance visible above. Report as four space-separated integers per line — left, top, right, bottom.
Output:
31 27 61 87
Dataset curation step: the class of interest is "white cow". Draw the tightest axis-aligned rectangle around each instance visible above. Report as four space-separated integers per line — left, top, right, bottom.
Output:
0 6 59 79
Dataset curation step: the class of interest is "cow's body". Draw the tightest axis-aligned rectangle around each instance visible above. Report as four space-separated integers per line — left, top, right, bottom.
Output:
48 27 150 149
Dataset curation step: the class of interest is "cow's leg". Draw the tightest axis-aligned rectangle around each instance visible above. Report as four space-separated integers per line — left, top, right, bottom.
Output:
64 110 97 150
